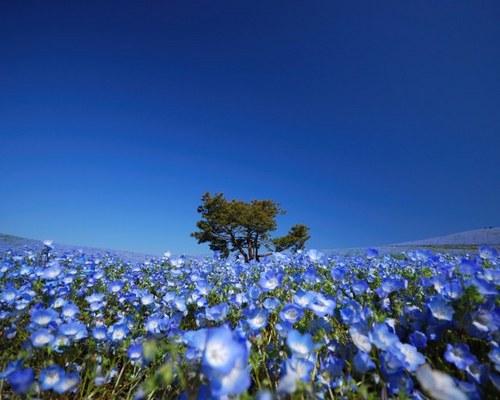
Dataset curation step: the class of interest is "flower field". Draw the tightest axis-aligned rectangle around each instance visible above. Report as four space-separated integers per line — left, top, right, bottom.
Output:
1 243 499 399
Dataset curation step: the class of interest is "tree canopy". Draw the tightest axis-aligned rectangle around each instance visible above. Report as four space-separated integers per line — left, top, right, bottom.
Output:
191 192 310 262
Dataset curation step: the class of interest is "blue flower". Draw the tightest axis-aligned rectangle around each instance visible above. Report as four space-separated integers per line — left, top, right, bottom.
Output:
366 248 379 259
40 365 65 391
369 323 400 350
61 303 80 320
209 358 250 397
416 364 468 400
353 351 375 373
108 280 124 293
30 308 59 327
206 302 229 322
308 293 336 317
293 290 315 308
53 372 80 394
279 304 304 325
127 344 144 364
259 270 283 292
246 309 268 331
108 322 131 343
7 368 34 395
59 322 88 341
1 287 18 304
92 325 108 341
202 326 246 375
144 314 170 336
479 245 498 260
351 279 369 296
31 328 55 348
263 297 280 311
284 355 314 382
286 329 314 358
392 342 426 372
428 295 454 321
349 324 372 353
445 343 478 370
409 330 427 348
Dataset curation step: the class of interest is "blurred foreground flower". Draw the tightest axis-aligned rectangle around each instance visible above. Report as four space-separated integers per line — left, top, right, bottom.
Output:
416 364 467 400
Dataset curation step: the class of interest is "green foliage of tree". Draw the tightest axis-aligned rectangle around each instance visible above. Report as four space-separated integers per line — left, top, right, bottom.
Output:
191 192 311 262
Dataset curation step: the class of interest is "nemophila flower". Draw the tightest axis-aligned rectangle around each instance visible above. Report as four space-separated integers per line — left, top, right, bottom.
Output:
445 343 478 370
85 292 105 304
7 368 34 395
202 326 245 375
488 346 500 370
330 266 346 281
351 279 369 295
307 249 323 262
92 325 108 341
59 322 87 341
340 299 364 325
40 365 65 391
40 263 63 280
479 245 498 260
471 306 499 333
293 289 314 308
174 296 187 313
61 303 79 320
280 304 304 324
471 277 498 296
31 328 55 348
428 295 454 321
108 280 124 293
353 351 375 373
416 364 467 400
248 285 262 300
259 270 283 292
349 324 372 353
392 342 426 372
30 308 59 327
209 357 251 397
369 323 400 351
377 277 407 297
1 286 18 304
145 314 170 336
206 302 229 322
386 372 414 397
53 372 80 394
284 356 314 382
127 344 143 364
286 329 314 358
366 248 379 260
108 322 131 342
246 308 268 331
184 328 208 352
409 330 428 348
466 363 489 384
0 360 23 379
140 292 155 306
263 297 280 311
309 293 336 317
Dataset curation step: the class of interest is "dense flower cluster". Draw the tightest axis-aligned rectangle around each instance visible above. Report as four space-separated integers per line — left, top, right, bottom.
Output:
0 243 499 399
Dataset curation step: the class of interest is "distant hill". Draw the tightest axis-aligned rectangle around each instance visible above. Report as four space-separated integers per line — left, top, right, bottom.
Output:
1 228 499 261
393 227 500 247
0 233 157 263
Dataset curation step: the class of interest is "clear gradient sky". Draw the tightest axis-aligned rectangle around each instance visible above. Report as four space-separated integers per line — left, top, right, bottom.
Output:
1 1 499 255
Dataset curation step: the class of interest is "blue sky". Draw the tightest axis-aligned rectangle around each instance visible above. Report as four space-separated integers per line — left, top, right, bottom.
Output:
1 1 499 255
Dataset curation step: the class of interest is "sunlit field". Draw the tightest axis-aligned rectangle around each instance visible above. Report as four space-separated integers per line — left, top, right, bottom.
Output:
1 243 499 399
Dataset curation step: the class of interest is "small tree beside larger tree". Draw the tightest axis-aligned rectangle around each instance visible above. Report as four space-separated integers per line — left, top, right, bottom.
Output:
191 192 310 262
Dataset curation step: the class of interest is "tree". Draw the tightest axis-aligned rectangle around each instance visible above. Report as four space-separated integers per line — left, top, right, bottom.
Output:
191 192 311 262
